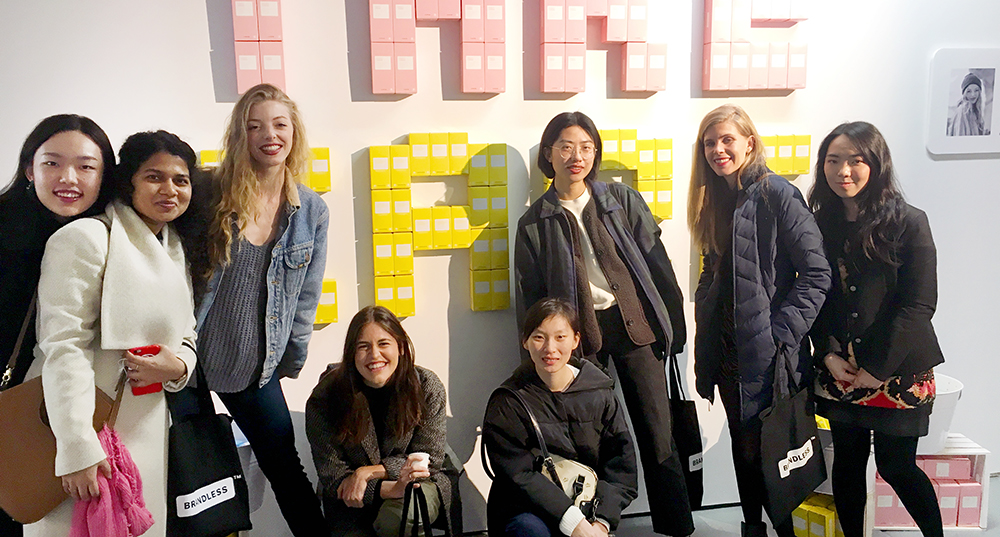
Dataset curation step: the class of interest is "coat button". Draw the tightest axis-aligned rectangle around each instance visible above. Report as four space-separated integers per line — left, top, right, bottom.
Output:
626 319 634 327
849 285 857 292
854 337 861 344
851 312 859 318
611 284 620 290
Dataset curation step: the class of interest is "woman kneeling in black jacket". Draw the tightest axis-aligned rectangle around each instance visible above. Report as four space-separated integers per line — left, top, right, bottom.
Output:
483 298 637 537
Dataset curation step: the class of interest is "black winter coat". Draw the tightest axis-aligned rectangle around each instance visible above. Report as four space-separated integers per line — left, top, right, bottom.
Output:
694 170 830 421
482 360 638 535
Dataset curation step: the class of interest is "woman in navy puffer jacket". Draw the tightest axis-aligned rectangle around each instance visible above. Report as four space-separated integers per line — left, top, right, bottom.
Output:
687 104 830 537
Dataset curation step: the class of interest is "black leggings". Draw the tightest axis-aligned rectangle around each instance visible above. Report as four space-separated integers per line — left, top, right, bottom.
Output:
830 422 943 537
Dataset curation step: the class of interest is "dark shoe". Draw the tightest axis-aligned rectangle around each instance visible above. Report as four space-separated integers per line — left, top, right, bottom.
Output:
741 521 768 537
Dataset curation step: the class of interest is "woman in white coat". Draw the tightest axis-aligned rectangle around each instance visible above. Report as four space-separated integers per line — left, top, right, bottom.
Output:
25 131 207 536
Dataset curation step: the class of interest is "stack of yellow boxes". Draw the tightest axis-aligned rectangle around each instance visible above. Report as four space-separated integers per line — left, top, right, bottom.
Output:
792 493 842 537
760 135 812 176
369 133 510 317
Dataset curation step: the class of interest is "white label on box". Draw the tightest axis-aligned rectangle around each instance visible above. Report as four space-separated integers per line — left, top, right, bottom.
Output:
772 53 787 68
941 497 957 509
472 198 488 210
630 5 646 19
649 54 665 69
810 523 823 535
434 218 450 231
610 4 626 19
374 201 391 214
547 5 563 20
658 149 672 161
493 238 508 251
465 4 481 18
235 1 254 17
732 54 748 69
790 53 806 68
877 495 894 508
432 144 448 157
411 144 428 157
547 55 563 70
377 288 394 300
491 154 506 167
321 292 337 305
262 55 282 70
606 140 618 153
471 155 488 168
936 463 949 477
494 279 509 293
487 55 504 70
795 145 809 157
629 54 645 69
376 245 393 258
176 477 236 517
474 239 489 252
466 54 482 70
396 3 413 19
778 146 793 158
793 516 806 530
621 140 636 153
713 54 728 69
393 156 409 169
641 191 654 203
238 54 258 70
487 5 503 19
568 5 585 20
312 160 329 173
657 191 672 203
452 144 467 157
639 149 654 162
491 197 507 210
372 3 391 19
475 281 491 294
454 217 470 230
396 243 412 257
611 175 623 182
397 55 414 70
398 286 413 299
766 146 776 158
372 157 389 170
567 55 584 70
752 53 768 68
394 200 410 213
374 55 392 70
963 496 979 508
415 220 431 232
260 1 279 17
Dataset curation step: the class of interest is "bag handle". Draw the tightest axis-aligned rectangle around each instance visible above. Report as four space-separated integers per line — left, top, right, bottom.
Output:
770 343 797 400
399 482 434 537
107 370 129 428
667 354 687 402
1 292 37 390
481 386 559 483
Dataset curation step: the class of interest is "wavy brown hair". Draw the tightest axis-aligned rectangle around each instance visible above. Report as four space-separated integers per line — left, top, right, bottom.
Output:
324 306 425 446
207 83 311 268
687 104 768 257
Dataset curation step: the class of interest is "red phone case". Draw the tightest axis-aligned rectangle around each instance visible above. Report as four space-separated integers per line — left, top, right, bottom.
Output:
129 345 163 395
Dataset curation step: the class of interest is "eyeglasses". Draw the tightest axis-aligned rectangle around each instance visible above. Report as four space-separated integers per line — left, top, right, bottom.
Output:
553 143 596 159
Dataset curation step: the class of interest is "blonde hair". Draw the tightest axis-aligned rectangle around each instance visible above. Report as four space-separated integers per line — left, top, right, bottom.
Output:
687 104 767 256
208 84 311 267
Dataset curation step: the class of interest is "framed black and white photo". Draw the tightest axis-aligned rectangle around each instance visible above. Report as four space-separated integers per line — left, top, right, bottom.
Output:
927 48 1000 155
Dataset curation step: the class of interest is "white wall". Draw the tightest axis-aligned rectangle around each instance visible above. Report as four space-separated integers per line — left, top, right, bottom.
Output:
3 1 999 534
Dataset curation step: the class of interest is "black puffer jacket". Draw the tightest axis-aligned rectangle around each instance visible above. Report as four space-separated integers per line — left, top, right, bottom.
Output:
483 360 637 535
694 169 830 421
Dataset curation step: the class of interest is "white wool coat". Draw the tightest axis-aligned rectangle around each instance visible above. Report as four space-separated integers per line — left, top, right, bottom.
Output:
24 202 197 537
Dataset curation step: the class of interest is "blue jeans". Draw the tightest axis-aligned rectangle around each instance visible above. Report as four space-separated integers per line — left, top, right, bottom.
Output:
216 376 326 537
505 513 558 537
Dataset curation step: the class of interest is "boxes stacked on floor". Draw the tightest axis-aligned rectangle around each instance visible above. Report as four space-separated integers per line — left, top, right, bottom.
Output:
873 455 982 528
792 493 841 537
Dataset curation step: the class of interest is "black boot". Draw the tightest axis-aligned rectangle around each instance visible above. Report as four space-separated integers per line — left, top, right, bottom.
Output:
741 521 768 537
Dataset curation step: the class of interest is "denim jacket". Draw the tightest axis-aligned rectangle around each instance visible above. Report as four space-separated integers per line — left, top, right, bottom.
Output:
196 183 329 387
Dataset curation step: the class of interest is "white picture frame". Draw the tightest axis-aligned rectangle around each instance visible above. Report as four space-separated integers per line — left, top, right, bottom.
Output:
926 48 1000 156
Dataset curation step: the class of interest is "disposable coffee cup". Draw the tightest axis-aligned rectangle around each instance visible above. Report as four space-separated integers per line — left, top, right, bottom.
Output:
408 452 430 472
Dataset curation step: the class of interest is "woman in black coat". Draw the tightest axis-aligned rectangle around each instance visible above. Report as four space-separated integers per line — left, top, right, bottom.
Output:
483 298 637 537
809 122 944 537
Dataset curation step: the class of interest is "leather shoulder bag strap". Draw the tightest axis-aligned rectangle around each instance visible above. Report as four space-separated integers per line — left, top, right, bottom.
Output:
491 386 561 483
1 292 38 390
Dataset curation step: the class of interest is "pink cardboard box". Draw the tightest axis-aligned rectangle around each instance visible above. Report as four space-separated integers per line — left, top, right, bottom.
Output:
485 42 505 92
958 480 983 527
627 0 647 42
257 0 282 41
588 0 607 17
729 41 750 90
704 0 732 44
749 41 768 88
565 0 587 43
415 0 438 20
787 42 806 89
371 42 396 94
646 43 667 91
731 0 751 42
393 0 416 43
235 41 262 94
438 0 461 19
370 0 394 42
259 40 285 90
621 42 646 92
394 41 417 94
924 457 974 481
874 480 916 527
703 42 730 91
462 41 485 93
232 0 258 40
565 42 586 92
462 0 484 42
603 0 627 42
768 41 788 89
938 479 960 526
541 43 566 92
484 0 505 42
542 0 566 43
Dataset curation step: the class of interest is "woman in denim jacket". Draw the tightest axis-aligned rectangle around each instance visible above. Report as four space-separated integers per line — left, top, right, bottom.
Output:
194 83 329 536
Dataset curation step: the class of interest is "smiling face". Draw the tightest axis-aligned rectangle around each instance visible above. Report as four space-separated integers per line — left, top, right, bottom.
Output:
247 99 294 172
354 322 401 389
823 135 871 200
27 130 103 218
963 83 981 104
524 314 580 387
130 152 192 234
702 120 754 187
546 125 596 191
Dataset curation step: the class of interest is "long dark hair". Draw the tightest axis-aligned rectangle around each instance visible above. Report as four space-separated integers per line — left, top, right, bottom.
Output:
537 111 603 182
1 114 116 215
115 130 212 299
808 122 906 266
324 306 425 445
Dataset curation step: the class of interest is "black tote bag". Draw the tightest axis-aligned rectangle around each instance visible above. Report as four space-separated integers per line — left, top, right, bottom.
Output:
759 348 826 526
667 354 704 510
166 368 251 537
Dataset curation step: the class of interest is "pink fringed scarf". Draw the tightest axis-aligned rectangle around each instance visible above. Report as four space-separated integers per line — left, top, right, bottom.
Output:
69 425 155 537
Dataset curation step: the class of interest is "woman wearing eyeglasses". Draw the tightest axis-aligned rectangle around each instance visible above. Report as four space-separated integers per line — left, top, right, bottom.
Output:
513 112 693 537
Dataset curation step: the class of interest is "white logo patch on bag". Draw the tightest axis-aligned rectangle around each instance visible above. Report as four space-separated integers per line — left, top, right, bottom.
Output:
778 437 814 478
176 477 236 517
689 452 704 472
